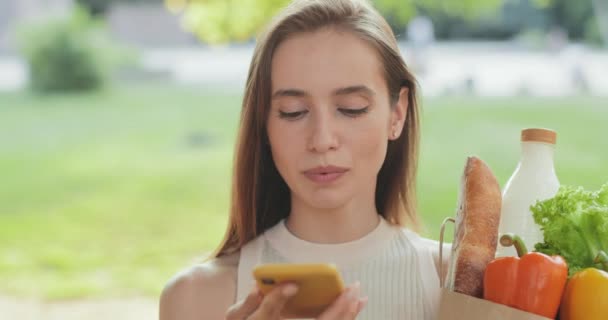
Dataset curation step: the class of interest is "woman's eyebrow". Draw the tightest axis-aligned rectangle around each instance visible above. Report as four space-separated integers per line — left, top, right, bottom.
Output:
271 89 308 99
272 85 375 100
332 85 375 97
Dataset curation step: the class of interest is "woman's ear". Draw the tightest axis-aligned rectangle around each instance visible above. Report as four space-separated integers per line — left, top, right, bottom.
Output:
389 87 409 140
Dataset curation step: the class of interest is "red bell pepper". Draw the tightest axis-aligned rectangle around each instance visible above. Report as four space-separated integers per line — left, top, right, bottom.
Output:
484 233 568 319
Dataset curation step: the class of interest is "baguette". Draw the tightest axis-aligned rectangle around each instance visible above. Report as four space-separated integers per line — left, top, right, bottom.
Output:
445 156 502 298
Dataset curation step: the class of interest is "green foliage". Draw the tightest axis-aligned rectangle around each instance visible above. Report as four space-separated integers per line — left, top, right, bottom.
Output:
546 0 594 39
167 0 268 44
167 0 602 44
17 8 108 93
77 0 164 16
373 0 416 27
169 0 505 44
584 17 604 46
76 0 114 16
539 0 605 45
180 0 289 43
18 7 137 93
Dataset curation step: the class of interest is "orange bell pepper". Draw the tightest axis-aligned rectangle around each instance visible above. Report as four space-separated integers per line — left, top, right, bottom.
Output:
484 233 568 319
559 265 608 320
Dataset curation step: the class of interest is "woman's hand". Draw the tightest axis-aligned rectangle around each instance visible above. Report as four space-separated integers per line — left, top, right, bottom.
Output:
317 282 367 320
225 282 367 319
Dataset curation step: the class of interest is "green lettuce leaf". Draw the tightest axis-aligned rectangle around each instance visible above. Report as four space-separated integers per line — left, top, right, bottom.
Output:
532 182 608 277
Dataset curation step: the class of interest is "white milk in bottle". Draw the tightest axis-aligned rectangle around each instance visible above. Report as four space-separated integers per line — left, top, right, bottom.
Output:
496 128 560 257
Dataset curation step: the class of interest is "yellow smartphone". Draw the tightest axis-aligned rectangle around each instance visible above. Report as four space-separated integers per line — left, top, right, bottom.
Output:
253 263 345 318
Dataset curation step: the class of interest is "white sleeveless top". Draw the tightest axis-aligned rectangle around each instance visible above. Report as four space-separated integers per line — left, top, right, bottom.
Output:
236 217 450 320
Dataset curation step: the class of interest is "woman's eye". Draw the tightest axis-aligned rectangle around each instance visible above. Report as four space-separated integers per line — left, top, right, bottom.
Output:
278 110 307 120
339 106 370 117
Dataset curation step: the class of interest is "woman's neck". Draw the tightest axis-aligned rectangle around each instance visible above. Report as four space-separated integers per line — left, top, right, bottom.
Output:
284 198 381 244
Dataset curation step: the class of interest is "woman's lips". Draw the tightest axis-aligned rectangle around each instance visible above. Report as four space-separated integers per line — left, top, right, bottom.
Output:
303 166 348 184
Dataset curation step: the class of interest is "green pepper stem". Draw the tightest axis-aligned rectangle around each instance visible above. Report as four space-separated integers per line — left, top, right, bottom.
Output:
593 251 608 271
500 233 529 258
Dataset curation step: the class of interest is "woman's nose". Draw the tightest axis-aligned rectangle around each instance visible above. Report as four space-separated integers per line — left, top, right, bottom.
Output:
306 112 339 153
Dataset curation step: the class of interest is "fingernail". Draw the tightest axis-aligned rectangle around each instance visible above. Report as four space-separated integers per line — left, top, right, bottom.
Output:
282 284 298 297
359 296 369 310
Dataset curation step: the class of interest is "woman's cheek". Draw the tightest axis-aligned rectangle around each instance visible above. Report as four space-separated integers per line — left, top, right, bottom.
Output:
354 127 388 171
272 135 302 182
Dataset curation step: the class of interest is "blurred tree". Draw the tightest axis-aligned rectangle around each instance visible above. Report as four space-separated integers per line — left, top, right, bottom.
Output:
591 0 608 45
77 0 606 45
75 0 602 46
546 0 593 39
420 0 603 45
541 0 604 45
76 0 112 16
78 0 163 16
426 0 548 40
166 0 505 44
18 8 107 92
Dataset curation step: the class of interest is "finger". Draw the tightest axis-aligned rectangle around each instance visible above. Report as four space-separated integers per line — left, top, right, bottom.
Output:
317 285 356 320
249 283 298 319
318 282 365 320
357 296 368 313
340 297 368 320
225 286 262 319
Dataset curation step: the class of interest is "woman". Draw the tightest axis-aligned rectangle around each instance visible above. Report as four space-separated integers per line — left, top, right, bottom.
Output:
160 0 449 319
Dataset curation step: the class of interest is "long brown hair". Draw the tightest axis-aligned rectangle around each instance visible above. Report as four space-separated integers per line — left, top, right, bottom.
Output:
212 0 421 258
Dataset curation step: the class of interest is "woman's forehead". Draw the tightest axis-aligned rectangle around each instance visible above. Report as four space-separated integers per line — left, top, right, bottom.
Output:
270 28 385 95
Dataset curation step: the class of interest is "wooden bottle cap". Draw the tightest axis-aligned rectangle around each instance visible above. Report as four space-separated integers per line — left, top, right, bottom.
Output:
521 128 557 144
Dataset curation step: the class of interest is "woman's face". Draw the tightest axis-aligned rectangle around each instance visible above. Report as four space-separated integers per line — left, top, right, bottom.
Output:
267 28 407 210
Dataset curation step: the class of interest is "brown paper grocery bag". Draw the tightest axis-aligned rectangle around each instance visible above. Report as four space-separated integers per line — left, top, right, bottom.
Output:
437 289 551 320
437 218 552 320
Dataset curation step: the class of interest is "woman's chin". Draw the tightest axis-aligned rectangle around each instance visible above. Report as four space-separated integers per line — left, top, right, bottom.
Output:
302 192 351 210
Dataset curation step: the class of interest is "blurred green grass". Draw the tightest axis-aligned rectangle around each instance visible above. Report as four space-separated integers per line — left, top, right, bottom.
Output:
0 83 606 299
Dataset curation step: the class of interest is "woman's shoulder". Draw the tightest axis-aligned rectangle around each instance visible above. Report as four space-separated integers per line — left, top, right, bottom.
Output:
418 235 451 277
397 226 451 252
159 252 240 320
398 227 452 279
